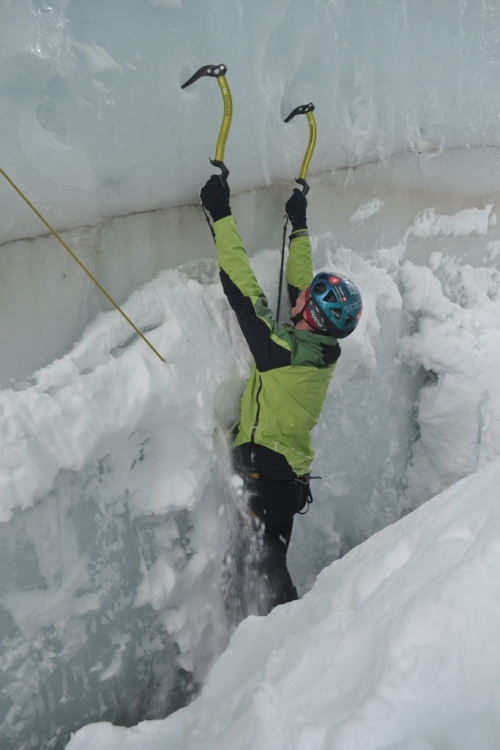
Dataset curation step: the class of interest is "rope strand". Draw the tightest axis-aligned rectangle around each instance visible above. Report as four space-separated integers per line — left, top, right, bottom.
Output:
0 168 166 363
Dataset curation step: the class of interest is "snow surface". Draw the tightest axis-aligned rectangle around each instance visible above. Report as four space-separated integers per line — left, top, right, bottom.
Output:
67 454 500 750
0 243 399 524
2 207 500 748
0 235 410 749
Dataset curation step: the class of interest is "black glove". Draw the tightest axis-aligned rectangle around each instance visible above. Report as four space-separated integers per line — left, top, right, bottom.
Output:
200 175 231 223
285 188 307 231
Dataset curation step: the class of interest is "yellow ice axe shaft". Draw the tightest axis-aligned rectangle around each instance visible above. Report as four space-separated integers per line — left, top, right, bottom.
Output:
214 74 232 168
284 103 317 195
181 64 232 181
0 167 166 363
299 110 317 183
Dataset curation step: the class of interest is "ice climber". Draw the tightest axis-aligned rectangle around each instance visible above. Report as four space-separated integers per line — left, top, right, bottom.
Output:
200 175 363 617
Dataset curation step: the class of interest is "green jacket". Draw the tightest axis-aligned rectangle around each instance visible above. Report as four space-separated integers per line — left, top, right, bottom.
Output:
214 216 340 477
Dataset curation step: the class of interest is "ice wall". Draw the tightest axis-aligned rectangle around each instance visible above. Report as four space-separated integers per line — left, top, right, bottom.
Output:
3 151 500 388
2 0 500 246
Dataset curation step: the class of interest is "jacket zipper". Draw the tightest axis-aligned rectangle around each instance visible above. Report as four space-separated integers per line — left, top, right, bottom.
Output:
251 375 263 443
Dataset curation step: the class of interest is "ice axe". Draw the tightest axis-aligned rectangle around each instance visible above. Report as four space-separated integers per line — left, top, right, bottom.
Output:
181 64 233 183
284 102 317 195
276 102 317 322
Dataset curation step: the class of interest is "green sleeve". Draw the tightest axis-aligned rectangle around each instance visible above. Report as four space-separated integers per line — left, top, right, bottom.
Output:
213 215 264 299
286 231 314 291
213 215 293 371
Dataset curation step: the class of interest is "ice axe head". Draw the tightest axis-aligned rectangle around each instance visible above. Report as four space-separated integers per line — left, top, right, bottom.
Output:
181 64 228 89
284 102 315 123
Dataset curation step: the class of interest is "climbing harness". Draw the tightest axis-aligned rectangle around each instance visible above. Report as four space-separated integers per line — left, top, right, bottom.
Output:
245 468 318 516
0 168 166 363
297 475 321 515
181 64 233 243
276 103 317 322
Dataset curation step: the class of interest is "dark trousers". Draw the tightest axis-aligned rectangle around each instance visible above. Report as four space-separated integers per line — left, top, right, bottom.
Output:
223 468 310 622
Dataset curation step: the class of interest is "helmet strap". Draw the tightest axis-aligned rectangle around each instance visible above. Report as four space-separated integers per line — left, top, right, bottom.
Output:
291 288 332 334
291 295 326 332
291 302 307 326
291 288 312 327
304 297 331 333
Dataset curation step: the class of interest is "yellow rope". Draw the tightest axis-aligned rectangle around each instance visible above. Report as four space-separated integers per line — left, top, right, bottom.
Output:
0 168 166 363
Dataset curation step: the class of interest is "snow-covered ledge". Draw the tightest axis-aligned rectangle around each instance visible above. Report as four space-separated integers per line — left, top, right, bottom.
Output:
2 149 500 387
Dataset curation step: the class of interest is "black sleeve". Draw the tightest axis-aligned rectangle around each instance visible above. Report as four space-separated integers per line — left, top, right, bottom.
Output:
288 283 300 307
219 269 291 372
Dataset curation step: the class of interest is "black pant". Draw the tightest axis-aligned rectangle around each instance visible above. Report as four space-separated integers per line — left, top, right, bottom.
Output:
247 472 309 608
223 466 310 622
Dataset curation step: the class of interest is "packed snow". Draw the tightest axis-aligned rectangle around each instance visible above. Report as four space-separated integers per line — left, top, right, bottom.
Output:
67 454 500 750
2 204 500 748
1 1 500 749
0 232 407 748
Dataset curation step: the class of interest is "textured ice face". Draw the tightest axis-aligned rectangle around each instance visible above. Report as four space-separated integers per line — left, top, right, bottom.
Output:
2 0 500 244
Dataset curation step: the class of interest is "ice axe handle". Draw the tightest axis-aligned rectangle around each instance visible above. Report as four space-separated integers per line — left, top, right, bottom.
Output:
284 102 316 197
181 64 232 182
